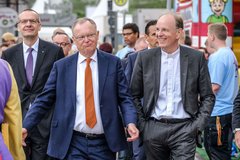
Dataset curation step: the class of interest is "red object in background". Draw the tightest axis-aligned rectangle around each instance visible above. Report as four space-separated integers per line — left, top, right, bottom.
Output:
184 0 233 48
233 0 240 65
233 0 240 23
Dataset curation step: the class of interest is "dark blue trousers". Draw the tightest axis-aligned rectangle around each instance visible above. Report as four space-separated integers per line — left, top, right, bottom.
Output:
64 131 116 160
204 113 233 160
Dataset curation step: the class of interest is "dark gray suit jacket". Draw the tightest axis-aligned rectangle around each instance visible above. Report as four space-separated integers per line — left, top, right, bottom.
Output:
2 39 64 138
130 46 215 133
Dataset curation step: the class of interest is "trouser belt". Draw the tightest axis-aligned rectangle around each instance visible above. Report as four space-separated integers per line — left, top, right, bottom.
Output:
149 117 191 124
73 130 105 139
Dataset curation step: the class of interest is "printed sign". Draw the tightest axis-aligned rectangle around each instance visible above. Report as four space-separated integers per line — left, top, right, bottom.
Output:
0 7 18 28
113 0 129 11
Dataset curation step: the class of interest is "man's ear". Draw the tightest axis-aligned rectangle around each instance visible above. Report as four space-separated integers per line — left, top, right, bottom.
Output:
210 33 215 41
176 28 184 40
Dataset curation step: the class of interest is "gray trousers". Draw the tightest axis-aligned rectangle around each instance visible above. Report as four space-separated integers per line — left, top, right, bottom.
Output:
143 118 197 160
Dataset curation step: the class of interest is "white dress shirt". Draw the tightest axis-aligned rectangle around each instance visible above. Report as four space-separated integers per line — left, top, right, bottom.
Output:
151 48 190 119
74 51 104 134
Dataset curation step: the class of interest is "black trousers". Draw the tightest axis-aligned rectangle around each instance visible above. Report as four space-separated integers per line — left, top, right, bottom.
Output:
24 128 51 160
204 113 233 160
143 118 197 160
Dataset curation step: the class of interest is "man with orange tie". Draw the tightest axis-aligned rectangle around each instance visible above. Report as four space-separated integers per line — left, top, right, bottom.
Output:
22 17 139 160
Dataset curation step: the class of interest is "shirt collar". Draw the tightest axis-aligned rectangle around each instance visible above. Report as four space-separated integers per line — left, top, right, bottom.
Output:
78 49 98 64
161 47 180 58
23 38 39 54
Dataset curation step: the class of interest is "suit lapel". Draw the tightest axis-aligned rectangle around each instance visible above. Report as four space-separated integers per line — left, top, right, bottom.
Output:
97 50 108 102
180 46 188 103
154 48 161 92
69 53 78 108
32 39 47 86
153 48 161 109
16 44 28 85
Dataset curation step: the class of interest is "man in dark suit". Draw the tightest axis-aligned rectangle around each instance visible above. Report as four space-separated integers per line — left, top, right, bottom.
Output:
125 20 158 160
130 12 215 159
2 9 64 160
125 20 158 84
122 37 147 78
22 17 139 160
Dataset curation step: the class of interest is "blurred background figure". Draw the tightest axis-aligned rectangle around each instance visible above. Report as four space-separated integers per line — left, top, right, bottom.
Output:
121 37 147 71
205 39 216 55
144 20 158 49
178 30 186 45
178 31 192 47
52 29 72 56
99 42 113 54
0 43 9 57
1 32 17 47
52 28 65 36
125 19 158 82
116 23 139 59
0 32 18 57
184 35 192 46
198 47 209 60
204 23 238 160
198 39 217 61
134 37 148 52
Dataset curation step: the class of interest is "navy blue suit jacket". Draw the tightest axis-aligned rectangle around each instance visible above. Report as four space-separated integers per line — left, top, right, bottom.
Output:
23 50 137 159
125 52 138 84
125 49 147 84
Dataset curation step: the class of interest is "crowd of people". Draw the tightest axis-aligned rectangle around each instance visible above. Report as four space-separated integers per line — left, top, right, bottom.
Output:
0 8 239 160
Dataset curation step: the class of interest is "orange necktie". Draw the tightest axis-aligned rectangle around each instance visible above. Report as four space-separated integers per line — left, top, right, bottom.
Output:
85 58 97 128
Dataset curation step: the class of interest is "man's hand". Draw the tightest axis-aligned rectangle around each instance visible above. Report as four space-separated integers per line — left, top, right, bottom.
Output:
22 128 28 146
126 123 139 142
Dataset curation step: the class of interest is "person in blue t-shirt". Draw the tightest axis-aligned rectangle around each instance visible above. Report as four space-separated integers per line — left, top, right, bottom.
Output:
204 23 239 160
116 23 139 59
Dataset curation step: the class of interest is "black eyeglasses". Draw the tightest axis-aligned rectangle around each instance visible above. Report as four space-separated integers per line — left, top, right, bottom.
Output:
54 42 70 47
18 19 39 25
